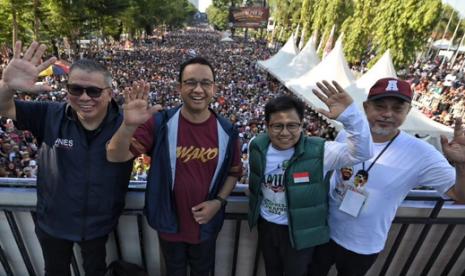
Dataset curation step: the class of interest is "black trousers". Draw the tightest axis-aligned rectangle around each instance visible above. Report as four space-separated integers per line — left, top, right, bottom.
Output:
35 226 108 276
310 239 379 276
257 217 314 276
158 236 216 276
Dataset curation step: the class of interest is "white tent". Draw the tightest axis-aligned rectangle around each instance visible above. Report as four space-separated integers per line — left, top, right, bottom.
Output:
357 50 397 90
220 37 234 42
284 36 355 110
268 35 320 83
345 50 398 107
257 33 298 71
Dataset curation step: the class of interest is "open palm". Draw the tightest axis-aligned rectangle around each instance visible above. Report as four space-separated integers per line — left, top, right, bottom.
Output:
2 41 56 93
312 80 353 119
442 118 465 163
123 80 162 127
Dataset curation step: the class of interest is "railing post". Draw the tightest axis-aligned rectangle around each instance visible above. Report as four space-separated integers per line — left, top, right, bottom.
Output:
4 210 37 276
399 199 444 275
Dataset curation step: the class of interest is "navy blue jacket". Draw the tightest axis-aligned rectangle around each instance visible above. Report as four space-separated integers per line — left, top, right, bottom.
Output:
145 106 238 241
15 100 133 241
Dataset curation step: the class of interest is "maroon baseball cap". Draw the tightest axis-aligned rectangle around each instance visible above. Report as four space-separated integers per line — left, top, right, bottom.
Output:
367 78 413 103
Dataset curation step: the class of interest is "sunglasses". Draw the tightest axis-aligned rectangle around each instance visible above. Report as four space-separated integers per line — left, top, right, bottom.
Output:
66 84 110 98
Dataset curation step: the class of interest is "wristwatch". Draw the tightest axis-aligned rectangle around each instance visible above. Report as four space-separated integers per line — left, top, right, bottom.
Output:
214 196 228 208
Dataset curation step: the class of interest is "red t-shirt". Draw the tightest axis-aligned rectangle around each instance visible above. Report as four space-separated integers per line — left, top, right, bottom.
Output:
131 111 242 243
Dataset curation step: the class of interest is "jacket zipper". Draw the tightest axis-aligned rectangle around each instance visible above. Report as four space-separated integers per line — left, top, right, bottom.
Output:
284 154 301 248
81 148 90 240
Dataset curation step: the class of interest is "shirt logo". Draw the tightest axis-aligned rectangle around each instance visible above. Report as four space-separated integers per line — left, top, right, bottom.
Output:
176 146 218 163
54 138 74 149
385 80 399 91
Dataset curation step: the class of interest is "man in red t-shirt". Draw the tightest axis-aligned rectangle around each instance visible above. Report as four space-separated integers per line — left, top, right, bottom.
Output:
107 57 242 275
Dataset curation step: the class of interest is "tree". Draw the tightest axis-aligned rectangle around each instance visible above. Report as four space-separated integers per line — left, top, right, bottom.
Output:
434 4 462 40
371 0 442 67
206 0 243 31
206 5 229 30
342 0 376 64
298 0 315 42
0 0 33 47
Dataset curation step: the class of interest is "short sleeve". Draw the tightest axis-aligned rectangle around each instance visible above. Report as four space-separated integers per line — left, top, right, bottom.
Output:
130 116 156 157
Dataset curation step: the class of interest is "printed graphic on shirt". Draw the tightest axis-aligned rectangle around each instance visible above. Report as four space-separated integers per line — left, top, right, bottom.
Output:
353 169 369 188
335 166 354 198
261 159 289 215
176 146 218 163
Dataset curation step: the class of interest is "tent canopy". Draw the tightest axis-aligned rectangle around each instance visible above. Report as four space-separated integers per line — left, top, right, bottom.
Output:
284 36 355 117
257 35 453 149
257 33 298 71
267 36 320 83
220 37 234 42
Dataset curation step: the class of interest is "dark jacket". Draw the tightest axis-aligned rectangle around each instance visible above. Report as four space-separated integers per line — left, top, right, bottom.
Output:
145 106 238 241
15 100 133 241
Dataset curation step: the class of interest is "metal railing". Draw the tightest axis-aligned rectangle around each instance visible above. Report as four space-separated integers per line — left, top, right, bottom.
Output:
0 179 465 275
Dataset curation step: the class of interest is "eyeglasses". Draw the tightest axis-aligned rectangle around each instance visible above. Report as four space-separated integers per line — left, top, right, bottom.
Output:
182 79 214 89
268 123 302 133
66 84 110 98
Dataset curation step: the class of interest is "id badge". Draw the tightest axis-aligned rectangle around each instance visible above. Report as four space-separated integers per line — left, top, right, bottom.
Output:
338 187 368 217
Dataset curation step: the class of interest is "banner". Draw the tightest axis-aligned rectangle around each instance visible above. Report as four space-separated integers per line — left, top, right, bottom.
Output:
229 7 269 28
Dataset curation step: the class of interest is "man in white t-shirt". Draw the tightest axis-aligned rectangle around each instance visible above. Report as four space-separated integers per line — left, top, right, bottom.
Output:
311 77 465 276
247 81 373 276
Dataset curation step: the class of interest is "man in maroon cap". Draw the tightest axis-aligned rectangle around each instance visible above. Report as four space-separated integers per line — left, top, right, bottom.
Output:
311 77 465 276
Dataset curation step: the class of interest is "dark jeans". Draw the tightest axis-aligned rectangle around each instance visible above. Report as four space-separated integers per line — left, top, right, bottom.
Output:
158 236 216 276
257 217 314 276
35 226 108 276
310 239 379 276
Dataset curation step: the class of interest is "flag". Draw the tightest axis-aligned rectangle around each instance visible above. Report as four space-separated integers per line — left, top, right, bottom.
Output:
293 172 310 183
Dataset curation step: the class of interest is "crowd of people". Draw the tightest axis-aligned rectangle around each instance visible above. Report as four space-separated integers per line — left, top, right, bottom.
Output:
0 29 337 182
406 56 465 126
3 27 465 276
3 29 464 181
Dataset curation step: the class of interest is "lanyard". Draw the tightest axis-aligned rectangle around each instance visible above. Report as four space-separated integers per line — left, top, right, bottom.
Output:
362 131 400 173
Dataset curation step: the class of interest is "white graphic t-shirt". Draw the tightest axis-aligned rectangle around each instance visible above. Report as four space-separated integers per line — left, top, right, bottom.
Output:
260 145 294 225
328 131 455 254
255 102 375 226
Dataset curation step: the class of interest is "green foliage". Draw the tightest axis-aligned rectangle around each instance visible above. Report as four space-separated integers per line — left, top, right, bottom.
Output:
310 0 328 39
298 0 314 41
265 0 451 67
0 0 459 69
271 0 301 42
435 4 462 40
206 5 229 30
0 0 34 45
342 0 375 64
371 0 442 67
0 0 197 48
212 0 241 9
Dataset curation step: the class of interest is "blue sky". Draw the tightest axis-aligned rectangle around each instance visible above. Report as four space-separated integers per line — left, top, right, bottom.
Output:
443 0 465 18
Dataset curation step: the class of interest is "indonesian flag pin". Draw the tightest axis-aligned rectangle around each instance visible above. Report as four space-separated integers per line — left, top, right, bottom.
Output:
293 172 310 183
